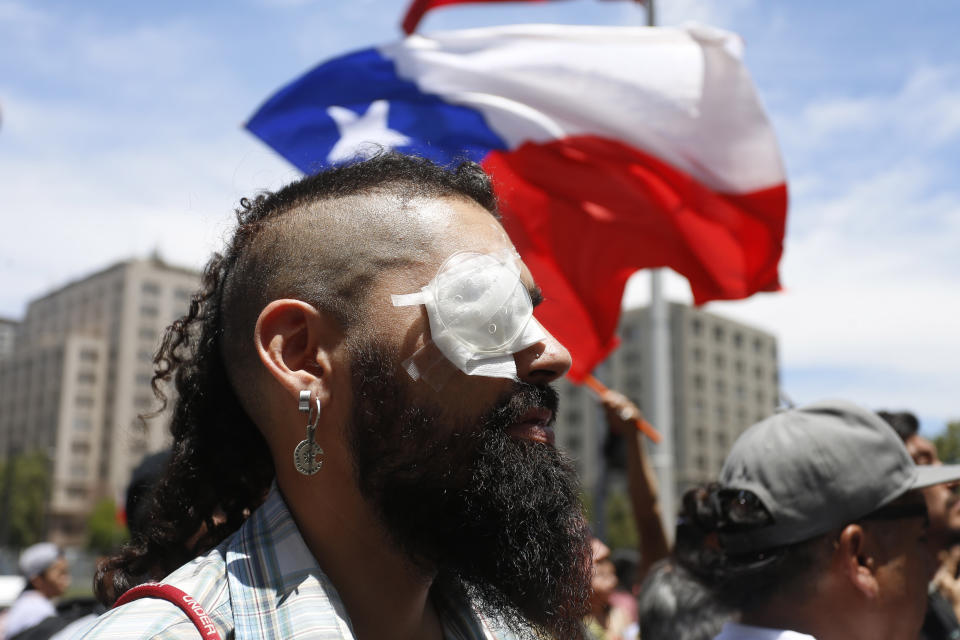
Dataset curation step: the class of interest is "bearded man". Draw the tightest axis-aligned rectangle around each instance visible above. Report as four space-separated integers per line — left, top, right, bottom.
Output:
78 154 592 640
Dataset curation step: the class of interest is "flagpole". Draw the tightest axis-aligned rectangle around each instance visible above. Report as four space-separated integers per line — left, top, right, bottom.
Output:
644 0 676 545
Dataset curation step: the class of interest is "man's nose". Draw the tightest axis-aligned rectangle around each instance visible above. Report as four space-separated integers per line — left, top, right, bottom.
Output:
514 322 572 384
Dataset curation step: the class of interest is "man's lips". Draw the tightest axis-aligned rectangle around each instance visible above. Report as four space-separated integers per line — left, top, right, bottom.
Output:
507 407 555 445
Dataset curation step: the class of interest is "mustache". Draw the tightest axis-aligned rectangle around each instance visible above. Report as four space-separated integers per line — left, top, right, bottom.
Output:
482 382 560 431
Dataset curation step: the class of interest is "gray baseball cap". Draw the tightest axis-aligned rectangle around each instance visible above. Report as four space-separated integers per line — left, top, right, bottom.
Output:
718 399 960 554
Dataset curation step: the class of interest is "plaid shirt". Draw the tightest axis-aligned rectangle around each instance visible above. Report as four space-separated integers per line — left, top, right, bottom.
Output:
74 485 515 639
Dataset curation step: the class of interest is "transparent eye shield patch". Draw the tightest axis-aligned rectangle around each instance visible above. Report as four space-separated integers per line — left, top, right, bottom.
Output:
391 249 546 388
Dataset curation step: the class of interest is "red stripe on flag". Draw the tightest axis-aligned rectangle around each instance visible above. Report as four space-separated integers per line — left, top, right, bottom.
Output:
403 0 552 34
482 135 787 381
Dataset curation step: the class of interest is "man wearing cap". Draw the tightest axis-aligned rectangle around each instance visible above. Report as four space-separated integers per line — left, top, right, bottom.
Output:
677 399 960 640
880 410 960 640
5 543 71 639
77 153 592 640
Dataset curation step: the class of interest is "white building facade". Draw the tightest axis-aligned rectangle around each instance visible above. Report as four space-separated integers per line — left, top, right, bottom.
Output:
0 257 199 545
553 302 780 510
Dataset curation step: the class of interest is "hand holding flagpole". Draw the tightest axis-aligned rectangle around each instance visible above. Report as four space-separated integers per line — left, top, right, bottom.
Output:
584 374 661 443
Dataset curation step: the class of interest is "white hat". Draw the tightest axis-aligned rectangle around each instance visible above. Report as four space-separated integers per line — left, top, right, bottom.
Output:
19 542 61 579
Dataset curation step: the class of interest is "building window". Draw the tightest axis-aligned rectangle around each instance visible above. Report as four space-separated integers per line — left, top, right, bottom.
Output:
140 305 159 318
692 347 703 363
75 395 94 408
733 332 743 347
566 434 583 451
138 349 154 363
691 318 702 335
753 337 764 353
139 327 155 340
714 353 726 369
174 288 192 301
142 281 161 296
71 441 91 455
715 379 726 394
79 349 99 363
66 486 88 499
754 365 764 380
621 325 635 342
622 349 641 366
76 371 96 384
716 404 727 423
714 325 725 342
693 374 704 391
70 464 88 478
73 417 92 431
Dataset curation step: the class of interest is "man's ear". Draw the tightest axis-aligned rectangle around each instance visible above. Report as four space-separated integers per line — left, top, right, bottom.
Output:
837 523 880 599
254 299 339 400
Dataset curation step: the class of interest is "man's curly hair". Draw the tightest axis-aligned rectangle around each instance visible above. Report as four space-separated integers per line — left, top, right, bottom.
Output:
94 152 498 605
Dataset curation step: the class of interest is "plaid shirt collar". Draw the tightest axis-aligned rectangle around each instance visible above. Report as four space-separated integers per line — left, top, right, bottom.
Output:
224 485 499 640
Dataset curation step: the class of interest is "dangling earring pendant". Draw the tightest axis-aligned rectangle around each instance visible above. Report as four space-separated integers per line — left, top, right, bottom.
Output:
294 390 324 475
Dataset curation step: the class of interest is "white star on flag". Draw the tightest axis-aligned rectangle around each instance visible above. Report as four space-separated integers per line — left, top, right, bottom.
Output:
326 100 412 163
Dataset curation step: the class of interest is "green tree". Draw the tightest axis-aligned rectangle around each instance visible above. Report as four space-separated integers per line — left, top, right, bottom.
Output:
934 420 960 464
604 488 639 552
86 498 128 553
0 451 52 548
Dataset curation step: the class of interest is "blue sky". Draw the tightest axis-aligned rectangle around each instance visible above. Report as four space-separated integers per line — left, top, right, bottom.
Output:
1 0 958 434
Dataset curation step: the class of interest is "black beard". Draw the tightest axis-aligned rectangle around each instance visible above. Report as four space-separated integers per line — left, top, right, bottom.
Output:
347 343 591 640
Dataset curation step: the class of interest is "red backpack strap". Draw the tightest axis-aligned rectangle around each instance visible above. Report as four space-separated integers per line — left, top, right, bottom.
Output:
113 582 223 640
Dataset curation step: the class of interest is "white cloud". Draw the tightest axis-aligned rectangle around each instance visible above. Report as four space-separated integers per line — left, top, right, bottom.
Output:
786 64 960 153
0 122 297 317
656 0 755 27
623 157 960 426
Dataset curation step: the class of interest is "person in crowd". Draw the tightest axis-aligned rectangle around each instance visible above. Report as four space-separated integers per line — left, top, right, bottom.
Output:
77 153 593 640
585 538 633 640
637 559 734 640
587 390 670 640
122 450 171 540
676 399 960 640
599 390 670 581
607 550 639 636
880 410 960 640
4 544 70 639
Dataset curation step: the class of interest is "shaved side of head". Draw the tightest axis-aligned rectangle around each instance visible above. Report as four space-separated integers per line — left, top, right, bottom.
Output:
217 156 500 420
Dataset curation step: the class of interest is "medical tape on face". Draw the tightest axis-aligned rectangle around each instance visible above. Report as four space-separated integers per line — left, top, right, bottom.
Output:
392 249 546 383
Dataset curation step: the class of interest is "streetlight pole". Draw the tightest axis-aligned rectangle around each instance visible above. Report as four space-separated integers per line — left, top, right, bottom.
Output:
642 0 677 544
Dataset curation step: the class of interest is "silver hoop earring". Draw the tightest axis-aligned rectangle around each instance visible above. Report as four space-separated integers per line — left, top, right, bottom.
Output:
294 390 324 475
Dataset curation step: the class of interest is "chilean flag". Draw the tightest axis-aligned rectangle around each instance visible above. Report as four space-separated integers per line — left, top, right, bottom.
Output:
401 0 647 35
246 24 788 381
